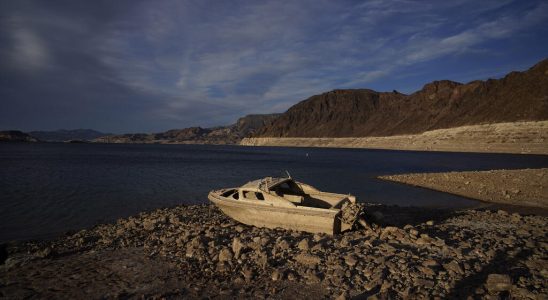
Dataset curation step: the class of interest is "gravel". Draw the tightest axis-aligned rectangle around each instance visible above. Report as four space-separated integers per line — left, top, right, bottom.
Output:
1 204 546 299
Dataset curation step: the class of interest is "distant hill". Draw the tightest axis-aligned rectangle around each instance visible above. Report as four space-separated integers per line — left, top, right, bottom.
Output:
0 131 38 142
29 129 110 142
93 114 280 144
254 59 548 137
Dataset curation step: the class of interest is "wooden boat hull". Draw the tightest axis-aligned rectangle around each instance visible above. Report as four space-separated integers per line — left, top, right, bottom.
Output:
208 190 343 234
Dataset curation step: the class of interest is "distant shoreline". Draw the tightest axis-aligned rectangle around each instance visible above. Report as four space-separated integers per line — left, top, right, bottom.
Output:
241 121 548 155
5 121 547 155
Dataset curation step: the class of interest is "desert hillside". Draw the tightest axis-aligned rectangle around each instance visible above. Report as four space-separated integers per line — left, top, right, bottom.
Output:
254 59 548 138
29 129 109 142
93 114 280 144
242 121 548 155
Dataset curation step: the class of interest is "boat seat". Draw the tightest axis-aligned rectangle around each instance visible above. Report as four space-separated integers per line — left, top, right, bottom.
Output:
284 194 303 204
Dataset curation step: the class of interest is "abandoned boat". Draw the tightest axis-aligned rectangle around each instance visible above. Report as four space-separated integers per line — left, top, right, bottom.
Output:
208 176 365 234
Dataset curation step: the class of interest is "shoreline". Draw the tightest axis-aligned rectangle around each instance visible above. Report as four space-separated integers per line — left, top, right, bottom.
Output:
241 121 548 155
378 168 548 210
2 203 546 299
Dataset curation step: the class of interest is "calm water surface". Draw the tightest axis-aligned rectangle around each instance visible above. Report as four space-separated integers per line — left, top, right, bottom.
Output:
1 143 547 242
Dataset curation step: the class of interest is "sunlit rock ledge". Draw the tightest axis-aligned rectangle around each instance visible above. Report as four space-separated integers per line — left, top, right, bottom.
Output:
241 121 548 155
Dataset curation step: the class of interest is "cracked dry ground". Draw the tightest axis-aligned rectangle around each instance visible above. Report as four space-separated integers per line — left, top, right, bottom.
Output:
1 204 547 299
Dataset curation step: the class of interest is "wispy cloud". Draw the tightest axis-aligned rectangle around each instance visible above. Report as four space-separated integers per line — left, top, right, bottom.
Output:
12 28 50 71
1 0 547 132
345 1 548 87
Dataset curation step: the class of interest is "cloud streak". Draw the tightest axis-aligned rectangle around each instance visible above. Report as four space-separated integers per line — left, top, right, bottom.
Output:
1 0 547 132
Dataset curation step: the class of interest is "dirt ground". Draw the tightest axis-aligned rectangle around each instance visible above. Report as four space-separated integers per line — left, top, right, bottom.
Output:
379 168 548 209
241 121 548 155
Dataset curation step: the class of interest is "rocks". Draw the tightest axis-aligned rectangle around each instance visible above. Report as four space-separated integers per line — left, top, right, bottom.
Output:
380 226 399 239
414 278 434 289
297 238 311 251
485 274 512 293
335 291 350 300
443 261 464 275
416 265 436 277
232 237 245 258
422 259 439 267
275 238 291 251
185 236 207 259
35 246 54 258
294 253 321 266
241 267 254 281
344 254 358 267
271 269 283 281
124 219 137 229
415 233 435 245
218 247 233 262
142 219 156 231
287 271 297 281
306 271 322 283
256 253 269 269
2 204 547 299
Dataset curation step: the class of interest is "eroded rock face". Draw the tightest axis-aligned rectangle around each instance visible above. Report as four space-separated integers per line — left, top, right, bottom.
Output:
254 59 548 138
2 204 547 299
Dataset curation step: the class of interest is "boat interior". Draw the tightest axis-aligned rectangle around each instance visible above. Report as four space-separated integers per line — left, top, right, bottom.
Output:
220 179 352 209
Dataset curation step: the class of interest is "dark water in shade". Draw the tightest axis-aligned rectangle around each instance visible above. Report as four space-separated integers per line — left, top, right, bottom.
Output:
1 143 547 242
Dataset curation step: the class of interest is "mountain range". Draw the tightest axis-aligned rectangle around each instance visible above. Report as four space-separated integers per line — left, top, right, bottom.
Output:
92 114 280 144
0 131 38 142
29 129 110 142
2 58 547 145
254 59 548 137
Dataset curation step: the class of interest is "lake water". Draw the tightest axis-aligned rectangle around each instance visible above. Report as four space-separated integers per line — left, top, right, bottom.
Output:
1 143 547 242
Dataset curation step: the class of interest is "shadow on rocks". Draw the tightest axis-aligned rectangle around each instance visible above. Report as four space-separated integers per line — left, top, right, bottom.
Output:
446 247 533 299
363 204 464 227
0 243 7 264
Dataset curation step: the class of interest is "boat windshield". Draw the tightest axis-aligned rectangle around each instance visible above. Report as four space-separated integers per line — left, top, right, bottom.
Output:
222 189 239 200
270 180 304 196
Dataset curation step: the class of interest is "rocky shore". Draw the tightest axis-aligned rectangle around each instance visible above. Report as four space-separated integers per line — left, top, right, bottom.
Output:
2 204 546 299
379 168 548 209
241 121 548 155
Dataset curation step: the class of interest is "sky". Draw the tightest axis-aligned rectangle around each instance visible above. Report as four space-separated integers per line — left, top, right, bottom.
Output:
1 0 547 133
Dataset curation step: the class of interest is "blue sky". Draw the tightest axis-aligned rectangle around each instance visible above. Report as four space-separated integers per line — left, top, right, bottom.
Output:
1 0 547 133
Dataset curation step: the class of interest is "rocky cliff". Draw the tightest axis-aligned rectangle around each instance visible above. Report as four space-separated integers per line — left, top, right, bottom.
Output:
254 59 548 137
93 114 280 144
0 131 38 142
